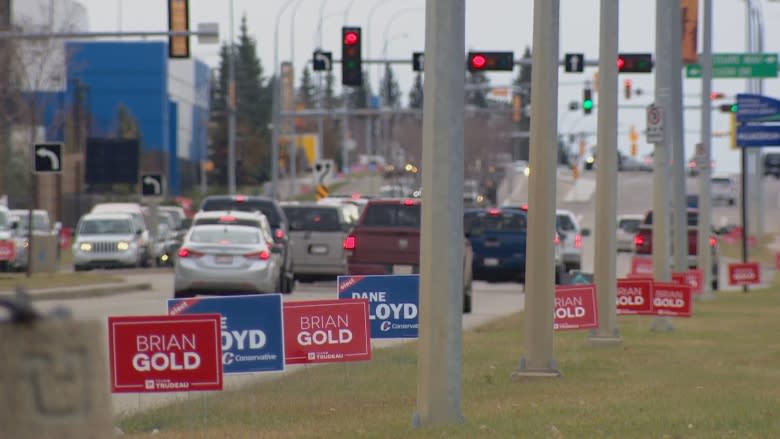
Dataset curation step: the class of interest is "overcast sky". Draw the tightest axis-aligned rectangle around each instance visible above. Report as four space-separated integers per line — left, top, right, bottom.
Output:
76 0 780 173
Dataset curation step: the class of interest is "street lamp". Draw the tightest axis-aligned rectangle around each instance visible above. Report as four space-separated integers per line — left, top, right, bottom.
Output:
288 0 306 198
271 0 297 200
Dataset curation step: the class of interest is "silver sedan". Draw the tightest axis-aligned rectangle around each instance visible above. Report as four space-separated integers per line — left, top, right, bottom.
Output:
174 224 282 298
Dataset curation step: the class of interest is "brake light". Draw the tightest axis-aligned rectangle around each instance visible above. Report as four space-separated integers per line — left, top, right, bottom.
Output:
634 234 645 248
402 199 416 206
343 235 356 250
219 215 237 222
554 233 560 245
575 234 582 248
520 203 528 211
274 229 285 239
234 195 247 203
244 250 270 260
709 236 717 247
488 208 501 216
177 248 203 258
352 192 361 200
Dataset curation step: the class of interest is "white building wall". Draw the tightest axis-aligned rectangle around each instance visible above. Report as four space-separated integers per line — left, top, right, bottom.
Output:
168 59 195 159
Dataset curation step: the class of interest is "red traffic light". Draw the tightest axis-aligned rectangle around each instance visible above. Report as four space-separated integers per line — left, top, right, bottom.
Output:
470 54 487 70
617 57 625 70
710 92 726 100
343 31 359 46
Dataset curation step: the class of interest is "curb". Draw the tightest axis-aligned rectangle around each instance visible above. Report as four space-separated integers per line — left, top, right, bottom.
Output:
13 282 154 302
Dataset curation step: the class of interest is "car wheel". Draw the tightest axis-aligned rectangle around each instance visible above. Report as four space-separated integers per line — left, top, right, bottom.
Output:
74 265 87 272
280 272 293 294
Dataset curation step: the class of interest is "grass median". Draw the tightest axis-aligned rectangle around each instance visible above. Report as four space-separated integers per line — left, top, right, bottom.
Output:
118 278 780 438
0 272 124 291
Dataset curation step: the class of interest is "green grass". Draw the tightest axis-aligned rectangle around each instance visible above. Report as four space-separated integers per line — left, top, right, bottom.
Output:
0 271 123 291
118 278 780 438
719 233 779 265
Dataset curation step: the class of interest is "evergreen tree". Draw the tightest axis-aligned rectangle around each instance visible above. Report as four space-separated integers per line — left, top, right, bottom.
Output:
208 45 230 185
465 70 489 108
323 70 337 109
297 65 316 109
380 64 400 108
348 71 371 108
408 72 423 109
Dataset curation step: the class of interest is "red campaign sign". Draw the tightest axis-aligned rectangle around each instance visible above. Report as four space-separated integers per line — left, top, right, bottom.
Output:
616 278 654 315
554 284 599 331
652 282 692 318
728 262 761 286
108 314 223 393
630 256 653 275
283 299 371 365
626 273 653 280
672 269 703 296
0 240 14 262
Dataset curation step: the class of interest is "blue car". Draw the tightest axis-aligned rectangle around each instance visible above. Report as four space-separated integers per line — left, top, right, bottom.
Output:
464 207 528 283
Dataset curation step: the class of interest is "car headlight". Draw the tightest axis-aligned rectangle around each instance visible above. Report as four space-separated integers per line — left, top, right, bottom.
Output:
523 167 531 176
117 241 130 251
586 157 595 164
79 242 92 252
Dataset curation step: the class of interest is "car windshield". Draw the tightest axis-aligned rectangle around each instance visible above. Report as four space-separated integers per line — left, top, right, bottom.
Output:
464 211 527 235
12 212 49 231
284 207 342 232
79 219 133 235
194 217 261 228
200 199 281 226
712 178 732 185
644 211 698 226
362 204 421 227
556 214 577 232
189 226 261 244
160 208 184 227
618 218 641 233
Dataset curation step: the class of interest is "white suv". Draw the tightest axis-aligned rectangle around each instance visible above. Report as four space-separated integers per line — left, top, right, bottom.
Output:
556 209 590 272
711 175 737 206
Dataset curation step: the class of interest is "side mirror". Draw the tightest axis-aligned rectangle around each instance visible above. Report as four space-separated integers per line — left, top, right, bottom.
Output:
580 228 591 237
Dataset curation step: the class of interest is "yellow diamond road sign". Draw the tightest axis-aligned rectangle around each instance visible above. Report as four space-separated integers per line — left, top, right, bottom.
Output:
315 184 329 200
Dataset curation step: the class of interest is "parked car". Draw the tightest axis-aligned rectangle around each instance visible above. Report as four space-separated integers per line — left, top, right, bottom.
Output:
9 209 59 271
282 202 354 283
174 223 283 298
711 175 737 206
90 203 154 267
72 212 145 270
464 207 527 283
198 195 294 293
556 209 590 272
764 152 780 179
616 214 643 252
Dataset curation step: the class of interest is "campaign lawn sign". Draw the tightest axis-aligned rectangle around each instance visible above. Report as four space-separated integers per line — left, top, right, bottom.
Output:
727 262 761 286
652 282 692 317
672 269 704 295
168 295 285 374
616 278 655 315
283 299 371 365
553 284 599 331
108 314 223 393
630 256 653 275
337 274 419 339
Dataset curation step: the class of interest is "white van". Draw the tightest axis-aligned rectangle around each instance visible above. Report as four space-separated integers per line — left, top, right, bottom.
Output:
90 203 154 266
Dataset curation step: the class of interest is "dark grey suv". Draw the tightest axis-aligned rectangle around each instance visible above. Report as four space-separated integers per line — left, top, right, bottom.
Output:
198 195 295 293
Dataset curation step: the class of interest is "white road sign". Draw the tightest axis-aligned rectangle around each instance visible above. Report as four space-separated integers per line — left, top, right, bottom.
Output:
646 104 665 144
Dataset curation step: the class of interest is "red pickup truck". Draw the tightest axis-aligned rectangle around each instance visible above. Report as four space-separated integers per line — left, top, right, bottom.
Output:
343 198 474 313
633 208 719 290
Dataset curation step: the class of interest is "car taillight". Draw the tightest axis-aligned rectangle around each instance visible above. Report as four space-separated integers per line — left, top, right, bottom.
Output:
244 250 270 260
402 199 417 206
234 195 247 203
488 208 501 216
634 234 645 248
575 234 582 248
709 236 717 247
343 235 356 250
177 248 203 258
274 229 285 240
554 233 560 245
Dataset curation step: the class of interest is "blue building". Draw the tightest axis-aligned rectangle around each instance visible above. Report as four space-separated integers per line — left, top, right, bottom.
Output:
37 40 210 196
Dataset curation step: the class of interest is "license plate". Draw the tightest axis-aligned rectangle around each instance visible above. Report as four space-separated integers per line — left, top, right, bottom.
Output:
393 264 413 274
484 258 499 266
215 255 233 264
309 244 328 255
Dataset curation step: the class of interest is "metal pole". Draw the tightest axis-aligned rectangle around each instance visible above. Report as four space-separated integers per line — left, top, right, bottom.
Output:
588 0 622 346
227 0 236 195
272 0 296 200
364 0 388 162
750 1 764 241
512 0 561 378
651 0 674 332
412 0 464 428
289 0 304 199
671 0 687 275
697 0 714 299
740 0 754 286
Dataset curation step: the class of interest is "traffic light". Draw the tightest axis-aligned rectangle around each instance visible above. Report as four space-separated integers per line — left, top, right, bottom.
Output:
583 87 593 115
624 79 632 99
719 103 738 113
467 51 514 72
168 0 190 58
710 92 726 100
341 26 362 86
616 53 653 73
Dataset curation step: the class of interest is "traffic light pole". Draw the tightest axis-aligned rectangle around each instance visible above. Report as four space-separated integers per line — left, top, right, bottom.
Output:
588 0 622 346
651 0 674 332
413 0 465 428
670 2 688 275
697 0 714 300
512 0 561 379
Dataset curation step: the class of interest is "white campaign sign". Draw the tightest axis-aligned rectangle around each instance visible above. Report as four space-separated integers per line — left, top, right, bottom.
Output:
646 104 665 144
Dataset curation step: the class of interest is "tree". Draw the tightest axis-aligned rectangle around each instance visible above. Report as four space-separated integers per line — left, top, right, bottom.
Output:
323 70 337 109
208 43 231 185
116 104 140 139
297 65 316 109
408 72 423 109
349 70 371 108
380 64 401 108
465 70 489 108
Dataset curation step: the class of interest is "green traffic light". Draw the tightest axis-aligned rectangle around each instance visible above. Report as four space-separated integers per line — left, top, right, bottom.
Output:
583 99 593 110
731 104 738 113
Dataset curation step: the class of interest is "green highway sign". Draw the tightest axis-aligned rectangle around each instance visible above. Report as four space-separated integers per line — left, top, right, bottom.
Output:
686 53 778 79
